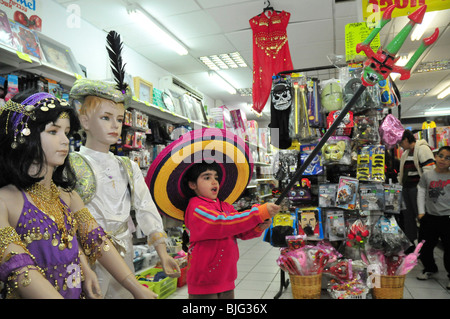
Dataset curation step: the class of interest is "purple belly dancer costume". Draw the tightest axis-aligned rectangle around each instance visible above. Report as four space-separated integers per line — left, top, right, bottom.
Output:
0 192 107 299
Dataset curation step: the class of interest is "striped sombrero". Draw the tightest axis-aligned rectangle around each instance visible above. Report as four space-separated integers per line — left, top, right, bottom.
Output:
145 128 254 221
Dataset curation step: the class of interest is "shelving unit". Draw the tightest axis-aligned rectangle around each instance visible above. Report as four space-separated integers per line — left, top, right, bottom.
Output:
0 43 79 88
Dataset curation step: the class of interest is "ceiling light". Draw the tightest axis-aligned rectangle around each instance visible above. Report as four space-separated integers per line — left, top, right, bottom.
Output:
415 60 450 73
237 88 252 97
424 109 450 116
411 11 437 41
199 52 247 70
437 86 450 99
208 71 236 95
127 5 188 56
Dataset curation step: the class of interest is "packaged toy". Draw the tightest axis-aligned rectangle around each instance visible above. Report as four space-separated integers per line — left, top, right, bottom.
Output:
336 177 359 210
319 183 338 208
296 207 323 240
327 110 353 136
300 143 323 175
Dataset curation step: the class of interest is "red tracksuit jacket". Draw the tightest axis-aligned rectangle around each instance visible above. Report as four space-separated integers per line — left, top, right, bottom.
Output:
185 196 270 295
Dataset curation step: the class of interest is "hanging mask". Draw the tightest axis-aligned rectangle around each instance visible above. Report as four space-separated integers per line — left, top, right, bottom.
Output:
321 82 343 112
272 83 292 111
322 141 346 161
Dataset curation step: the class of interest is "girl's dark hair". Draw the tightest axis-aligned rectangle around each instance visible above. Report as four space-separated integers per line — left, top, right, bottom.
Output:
182 161 222 199
0 90 81 190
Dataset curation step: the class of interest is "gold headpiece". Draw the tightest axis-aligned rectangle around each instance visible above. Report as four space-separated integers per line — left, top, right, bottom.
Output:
0 93 70 149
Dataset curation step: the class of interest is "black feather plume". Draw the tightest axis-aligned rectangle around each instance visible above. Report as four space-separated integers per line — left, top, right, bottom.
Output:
106 31 128 93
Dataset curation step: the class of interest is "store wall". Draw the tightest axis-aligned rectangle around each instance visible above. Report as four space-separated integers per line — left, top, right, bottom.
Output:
40 1 215 108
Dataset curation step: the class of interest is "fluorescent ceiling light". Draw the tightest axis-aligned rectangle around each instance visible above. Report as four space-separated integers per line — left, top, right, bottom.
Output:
200 52 247 70
424 109 450 116
437 86 450 99
128 6 188 55
411 11 437 41
208 71 236 95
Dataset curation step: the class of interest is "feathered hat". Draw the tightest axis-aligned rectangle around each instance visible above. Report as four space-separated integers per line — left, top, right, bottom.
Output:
69 31 132 107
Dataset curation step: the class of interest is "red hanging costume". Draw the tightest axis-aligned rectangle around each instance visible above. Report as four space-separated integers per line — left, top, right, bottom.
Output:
250 10 293 113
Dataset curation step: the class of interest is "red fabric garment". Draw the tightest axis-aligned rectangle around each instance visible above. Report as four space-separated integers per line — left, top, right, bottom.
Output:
250 10 293 113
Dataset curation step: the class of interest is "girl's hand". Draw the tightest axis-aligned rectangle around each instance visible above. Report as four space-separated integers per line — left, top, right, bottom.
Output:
266 203 281 217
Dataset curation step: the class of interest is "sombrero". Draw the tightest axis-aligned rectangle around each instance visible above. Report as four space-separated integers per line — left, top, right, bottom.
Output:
145 128 253 221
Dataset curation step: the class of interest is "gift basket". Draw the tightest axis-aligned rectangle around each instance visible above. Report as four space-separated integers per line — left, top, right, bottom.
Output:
276 241 341 299
364 216 424 299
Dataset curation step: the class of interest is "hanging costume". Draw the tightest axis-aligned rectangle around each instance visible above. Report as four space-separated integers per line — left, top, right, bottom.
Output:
250 10 293 113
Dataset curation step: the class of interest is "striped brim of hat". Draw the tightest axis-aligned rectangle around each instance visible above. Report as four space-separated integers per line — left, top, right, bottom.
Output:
145 128 253 221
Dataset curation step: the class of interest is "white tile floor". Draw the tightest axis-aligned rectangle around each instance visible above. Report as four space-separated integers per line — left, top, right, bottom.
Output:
169 237 450 299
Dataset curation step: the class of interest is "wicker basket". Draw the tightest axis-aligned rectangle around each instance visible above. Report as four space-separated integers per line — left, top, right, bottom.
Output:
289 273 322 299
372 275 406 299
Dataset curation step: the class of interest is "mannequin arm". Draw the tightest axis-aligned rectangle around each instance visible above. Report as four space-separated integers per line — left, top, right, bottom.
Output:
78 249 102 299
154 241 181 278
69 191 156 298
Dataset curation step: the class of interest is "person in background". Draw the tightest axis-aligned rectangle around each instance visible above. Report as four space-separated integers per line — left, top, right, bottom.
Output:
416 146 450 288
398 129 435 251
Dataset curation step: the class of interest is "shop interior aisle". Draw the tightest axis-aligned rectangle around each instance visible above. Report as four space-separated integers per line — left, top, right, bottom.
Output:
169 237 450 299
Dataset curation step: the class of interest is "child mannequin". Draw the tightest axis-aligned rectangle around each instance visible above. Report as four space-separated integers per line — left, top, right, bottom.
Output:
68 31 179 298
69 82 180 299
417 146 450 287
0 91 156 299
183 161 280 299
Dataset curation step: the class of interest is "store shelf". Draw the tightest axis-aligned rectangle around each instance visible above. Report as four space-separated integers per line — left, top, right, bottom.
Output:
0 43 79 87
129 97 208 127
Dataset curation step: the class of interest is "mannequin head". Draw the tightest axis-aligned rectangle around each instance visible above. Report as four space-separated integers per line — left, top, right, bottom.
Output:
0 90 80 190
78 95 125 152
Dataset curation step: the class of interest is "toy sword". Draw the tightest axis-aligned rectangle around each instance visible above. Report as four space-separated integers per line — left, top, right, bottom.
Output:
275 4 439 205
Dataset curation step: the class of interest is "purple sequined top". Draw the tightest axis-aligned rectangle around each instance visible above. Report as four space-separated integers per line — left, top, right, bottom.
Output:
15 192 82 299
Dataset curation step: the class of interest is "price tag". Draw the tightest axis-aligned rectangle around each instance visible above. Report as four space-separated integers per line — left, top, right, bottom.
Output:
16 51 32 63
345 22 380 61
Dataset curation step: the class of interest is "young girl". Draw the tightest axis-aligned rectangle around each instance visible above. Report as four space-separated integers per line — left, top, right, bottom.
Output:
183 161 280 299
417 146 450 287
0 91 156 299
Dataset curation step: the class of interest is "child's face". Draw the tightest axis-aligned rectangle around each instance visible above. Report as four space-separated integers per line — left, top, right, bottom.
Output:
435 149 450 170
80 98 124 150
188 169 220 200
